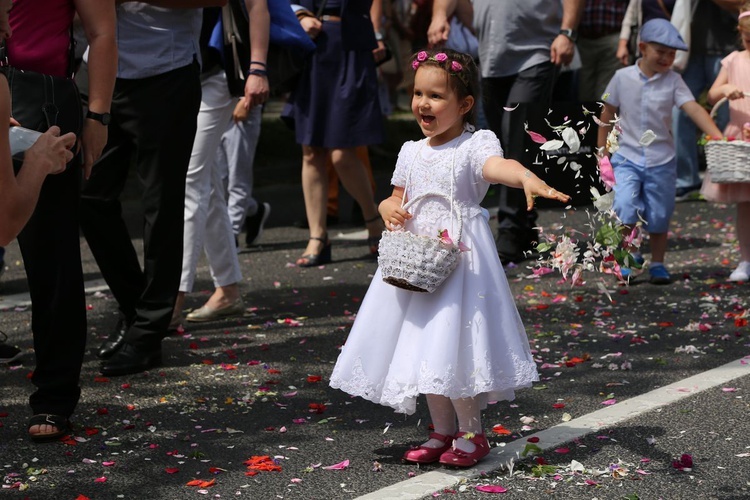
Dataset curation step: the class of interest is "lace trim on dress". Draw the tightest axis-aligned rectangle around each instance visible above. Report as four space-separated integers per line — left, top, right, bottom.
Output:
330 354 539 414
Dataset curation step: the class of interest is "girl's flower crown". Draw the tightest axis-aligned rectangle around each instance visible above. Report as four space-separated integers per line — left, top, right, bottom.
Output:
412 51 470 88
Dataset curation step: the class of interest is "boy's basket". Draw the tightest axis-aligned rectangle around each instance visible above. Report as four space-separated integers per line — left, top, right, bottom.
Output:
704 94 750 183
378 192 463 293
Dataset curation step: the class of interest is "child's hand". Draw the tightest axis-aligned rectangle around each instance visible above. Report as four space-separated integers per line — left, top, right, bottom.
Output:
379 195 412 231
522 173 571 211
723 84 745 101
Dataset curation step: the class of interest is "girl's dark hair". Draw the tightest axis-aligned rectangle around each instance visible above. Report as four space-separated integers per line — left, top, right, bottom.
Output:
739 2 750 31
410 48 479 126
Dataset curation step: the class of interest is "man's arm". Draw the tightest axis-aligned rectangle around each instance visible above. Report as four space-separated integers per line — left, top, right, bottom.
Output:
550 0 584 66
75 0 117 179
427 0 457 47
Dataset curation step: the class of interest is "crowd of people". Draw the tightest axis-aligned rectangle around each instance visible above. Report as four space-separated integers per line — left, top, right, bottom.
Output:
0 0 748 471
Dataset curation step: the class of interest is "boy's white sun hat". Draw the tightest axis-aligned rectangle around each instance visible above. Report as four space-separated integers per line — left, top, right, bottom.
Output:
639 18 688 51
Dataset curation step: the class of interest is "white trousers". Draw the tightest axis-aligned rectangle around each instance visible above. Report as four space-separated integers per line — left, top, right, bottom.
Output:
216 106 262 236
180 71 242 292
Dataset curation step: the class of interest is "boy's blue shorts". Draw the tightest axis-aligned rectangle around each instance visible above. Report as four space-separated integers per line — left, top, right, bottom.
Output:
610 153 676 234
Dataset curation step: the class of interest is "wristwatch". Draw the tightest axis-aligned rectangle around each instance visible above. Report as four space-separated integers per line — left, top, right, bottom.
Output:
559 28 578 42
86 110 111 126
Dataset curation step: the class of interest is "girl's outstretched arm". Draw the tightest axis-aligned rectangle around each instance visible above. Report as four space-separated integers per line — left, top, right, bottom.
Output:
483 157 571 211
379 186 413 230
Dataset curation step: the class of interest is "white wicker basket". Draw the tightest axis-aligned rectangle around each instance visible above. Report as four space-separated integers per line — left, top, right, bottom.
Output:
378 193 463 293
705 95 750 184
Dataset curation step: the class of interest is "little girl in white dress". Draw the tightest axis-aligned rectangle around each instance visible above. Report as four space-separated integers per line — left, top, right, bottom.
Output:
329 49 569 467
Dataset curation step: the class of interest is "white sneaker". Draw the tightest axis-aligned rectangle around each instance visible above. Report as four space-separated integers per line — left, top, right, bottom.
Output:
728 261 750 282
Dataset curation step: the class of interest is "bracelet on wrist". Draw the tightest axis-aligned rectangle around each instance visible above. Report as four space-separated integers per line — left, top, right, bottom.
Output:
247 68 268 77
249 61 267 68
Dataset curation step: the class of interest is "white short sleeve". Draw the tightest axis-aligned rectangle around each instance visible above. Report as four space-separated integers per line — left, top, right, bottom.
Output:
467 130 504 180
391 140 422 187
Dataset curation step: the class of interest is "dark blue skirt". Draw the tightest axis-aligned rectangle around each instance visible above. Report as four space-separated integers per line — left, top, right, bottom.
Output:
287 20 384 148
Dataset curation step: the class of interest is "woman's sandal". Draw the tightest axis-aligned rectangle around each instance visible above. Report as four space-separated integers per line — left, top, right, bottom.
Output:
28 414 71 443
364 214 383 257
296 235 332 267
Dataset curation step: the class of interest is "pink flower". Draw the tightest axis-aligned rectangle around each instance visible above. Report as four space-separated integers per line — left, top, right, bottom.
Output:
450 61 463 72
434 52 448 62
411 60 420 70
416 51 428 62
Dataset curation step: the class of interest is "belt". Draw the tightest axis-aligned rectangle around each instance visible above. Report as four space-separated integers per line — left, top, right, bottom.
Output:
320 15 342 22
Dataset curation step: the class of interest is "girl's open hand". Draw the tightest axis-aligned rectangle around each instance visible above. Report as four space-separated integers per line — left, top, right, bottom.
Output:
379 195 412 231
522 172 570 211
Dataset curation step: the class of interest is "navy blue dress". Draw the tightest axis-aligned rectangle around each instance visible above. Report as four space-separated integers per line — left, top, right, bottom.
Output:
287 0 384 148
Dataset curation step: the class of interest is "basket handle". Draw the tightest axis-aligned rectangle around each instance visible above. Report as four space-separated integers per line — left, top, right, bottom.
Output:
709 92 750 119
400 191 463 242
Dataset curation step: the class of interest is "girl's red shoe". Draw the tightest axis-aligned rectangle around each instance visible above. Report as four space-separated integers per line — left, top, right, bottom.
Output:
438 432 490 467
402 432 453 464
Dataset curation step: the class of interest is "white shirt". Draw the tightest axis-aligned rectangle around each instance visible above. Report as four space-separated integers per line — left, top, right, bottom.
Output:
603 61 694 167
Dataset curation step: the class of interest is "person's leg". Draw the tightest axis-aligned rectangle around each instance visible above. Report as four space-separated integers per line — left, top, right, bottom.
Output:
299 145 330 263
728 201 750 281
674 54 717 195
180 72 236 296
738 201 750 262
329 147 382 238
485 62 558 262
423 394 458 446
648 232 668 264
87 63 200 375
223 106 263 235
576 37 598 102
593 33 623 101
20 162 86 435
124 64 202 350
451 397 483 452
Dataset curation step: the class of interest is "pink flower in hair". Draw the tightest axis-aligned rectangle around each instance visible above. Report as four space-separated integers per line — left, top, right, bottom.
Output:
450 61 463 72
411 60 420 70
434 52 448 62
416 51 428 62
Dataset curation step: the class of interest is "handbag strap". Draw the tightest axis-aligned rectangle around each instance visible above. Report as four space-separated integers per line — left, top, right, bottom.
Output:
221 2 244 82
401 131 468 239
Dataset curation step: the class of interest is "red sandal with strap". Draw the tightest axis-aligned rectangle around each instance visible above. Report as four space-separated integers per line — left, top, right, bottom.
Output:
402 432 454 464
438 431 490 467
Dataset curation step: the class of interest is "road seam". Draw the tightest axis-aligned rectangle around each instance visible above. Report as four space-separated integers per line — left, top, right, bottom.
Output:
356 356 750 500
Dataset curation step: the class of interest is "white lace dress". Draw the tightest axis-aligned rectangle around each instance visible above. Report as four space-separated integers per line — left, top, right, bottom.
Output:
329 130 539 414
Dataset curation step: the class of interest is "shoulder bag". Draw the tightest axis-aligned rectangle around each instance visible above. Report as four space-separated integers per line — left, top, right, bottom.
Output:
0 39 82 169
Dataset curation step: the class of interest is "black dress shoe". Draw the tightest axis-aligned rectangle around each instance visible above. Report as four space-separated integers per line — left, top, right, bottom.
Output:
99 342 161 377
97 317 131 359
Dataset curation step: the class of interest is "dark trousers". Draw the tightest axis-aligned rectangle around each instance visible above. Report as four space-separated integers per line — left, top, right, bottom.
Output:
481 61 558 253
80 62 201 350
18 161 86 417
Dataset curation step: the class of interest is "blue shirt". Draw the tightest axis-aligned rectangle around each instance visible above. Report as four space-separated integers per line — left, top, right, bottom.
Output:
115 4 202 79
603 61 694 167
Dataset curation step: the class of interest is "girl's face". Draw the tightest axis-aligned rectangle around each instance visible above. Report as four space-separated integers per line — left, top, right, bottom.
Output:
412 65 473 146
637 42 676 76
740 28 750 51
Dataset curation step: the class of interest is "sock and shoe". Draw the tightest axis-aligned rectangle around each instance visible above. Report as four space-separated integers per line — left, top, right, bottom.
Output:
675 184 703 202
244 202 271 247
0 330 23 364
648 262 671 284
620 252 645 279
728 261 750 282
